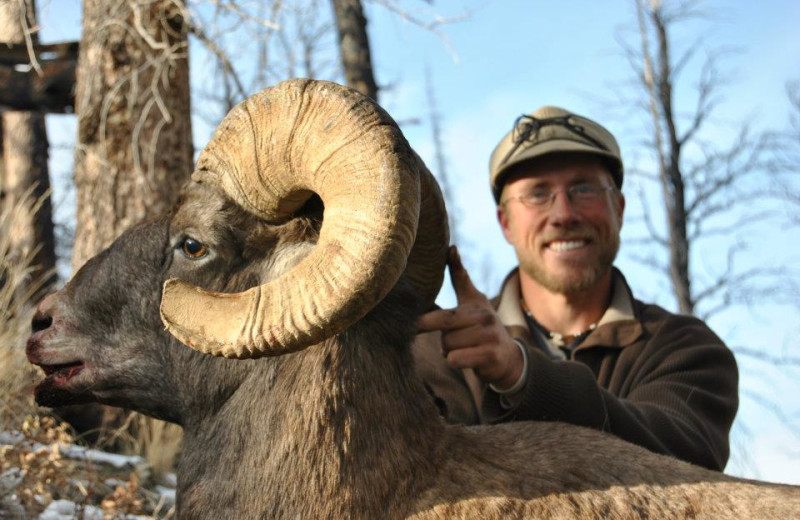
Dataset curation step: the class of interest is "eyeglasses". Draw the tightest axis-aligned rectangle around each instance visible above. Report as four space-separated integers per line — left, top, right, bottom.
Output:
499 114 610 167
502 182 616 210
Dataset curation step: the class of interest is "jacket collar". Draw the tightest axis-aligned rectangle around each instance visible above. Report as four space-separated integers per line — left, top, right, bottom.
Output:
580 269 644 349
494 267 644 351
495 269 527 328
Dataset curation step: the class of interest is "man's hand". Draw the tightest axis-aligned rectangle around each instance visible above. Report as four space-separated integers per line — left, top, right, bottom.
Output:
417 246 524 391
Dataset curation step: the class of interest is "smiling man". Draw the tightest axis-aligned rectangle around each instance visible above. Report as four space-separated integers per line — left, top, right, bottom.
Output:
414 106 739 471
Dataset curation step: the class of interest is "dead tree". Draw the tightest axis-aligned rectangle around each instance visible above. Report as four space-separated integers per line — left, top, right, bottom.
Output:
71 0 193 272
623 0 800 477
627 0 777 319
0 0 57 302
331 0 378 101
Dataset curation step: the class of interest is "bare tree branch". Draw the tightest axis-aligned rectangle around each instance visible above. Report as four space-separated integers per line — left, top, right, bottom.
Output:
633 181 669 245
732 347 800 367
16 0 43 75
685 127 774 219
669 34 701 80
187 21 247 104
677 51 719 147
688 210 774 242
193 0 280 30
366 0 470 60
635 0 668 177
625 0 791 318
740 388 800 446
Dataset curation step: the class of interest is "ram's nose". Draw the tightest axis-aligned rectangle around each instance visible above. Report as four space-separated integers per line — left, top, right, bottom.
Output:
27 293 58 362
32 293 56 334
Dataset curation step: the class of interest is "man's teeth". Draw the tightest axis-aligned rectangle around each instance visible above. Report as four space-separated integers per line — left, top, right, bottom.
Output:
549 240 586 252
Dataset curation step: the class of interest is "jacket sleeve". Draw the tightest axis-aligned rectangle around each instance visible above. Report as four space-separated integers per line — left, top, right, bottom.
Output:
482 316 739 471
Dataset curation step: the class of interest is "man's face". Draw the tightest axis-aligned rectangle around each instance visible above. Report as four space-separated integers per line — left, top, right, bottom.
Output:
497 154 625 295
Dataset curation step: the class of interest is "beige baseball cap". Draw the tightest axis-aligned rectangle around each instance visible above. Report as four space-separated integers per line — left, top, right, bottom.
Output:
488 106 623 202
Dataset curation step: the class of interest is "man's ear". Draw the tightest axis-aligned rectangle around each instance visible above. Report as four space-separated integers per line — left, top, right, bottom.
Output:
616 190 626 228
497 204 514 244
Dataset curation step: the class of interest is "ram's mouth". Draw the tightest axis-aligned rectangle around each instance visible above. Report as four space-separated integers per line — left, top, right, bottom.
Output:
36 361 85 385
33 360 93 408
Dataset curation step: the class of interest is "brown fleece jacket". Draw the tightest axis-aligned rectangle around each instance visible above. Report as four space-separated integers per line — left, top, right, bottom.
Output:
412 269 738 471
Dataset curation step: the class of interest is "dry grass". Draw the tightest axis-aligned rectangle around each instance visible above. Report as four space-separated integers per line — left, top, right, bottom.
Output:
108 414 183 478
0 184 184 474
0 190 176 518
0 186 46 427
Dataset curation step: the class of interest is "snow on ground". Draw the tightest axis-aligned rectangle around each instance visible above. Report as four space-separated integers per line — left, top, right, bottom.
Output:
1 430 146 469
38 499 151 520
1 427 176 519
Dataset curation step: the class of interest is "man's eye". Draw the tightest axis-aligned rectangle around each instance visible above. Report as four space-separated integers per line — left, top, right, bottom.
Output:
572 184 596 195
181 238 208 259
527 190 552 203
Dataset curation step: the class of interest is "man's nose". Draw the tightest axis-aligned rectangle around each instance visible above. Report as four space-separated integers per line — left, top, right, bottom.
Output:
547 190 580 224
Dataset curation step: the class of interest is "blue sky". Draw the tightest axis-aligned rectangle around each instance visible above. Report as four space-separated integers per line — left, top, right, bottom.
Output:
38 0 800 483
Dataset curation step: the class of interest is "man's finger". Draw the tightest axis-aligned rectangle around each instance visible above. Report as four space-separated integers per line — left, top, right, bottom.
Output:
448 245 487 305
440 321 497 352
416 306 484 334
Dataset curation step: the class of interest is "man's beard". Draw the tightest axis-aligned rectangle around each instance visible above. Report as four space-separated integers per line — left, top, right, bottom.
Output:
517 230 620 295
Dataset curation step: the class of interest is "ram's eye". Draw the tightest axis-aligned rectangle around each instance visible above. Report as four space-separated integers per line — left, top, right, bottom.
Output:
181 238 208 259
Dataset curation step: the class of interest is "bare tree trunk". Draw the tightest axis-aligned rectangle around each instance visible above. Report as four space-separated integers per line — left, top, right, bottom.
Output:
630 1 800 479
652 10 692 314
0 0 57 302
72 0 193 272
331 0 378 101
635 0 693 314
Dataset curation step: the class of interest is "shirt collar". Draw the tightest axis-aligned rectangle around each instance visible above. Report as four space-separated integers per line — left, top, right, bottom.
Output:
495 267 641 350
496 269 527 328
598 270 635 326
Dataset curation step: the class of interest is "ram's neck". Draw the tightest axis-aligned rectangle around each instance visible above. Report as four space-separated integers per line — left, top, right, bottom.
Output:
275 332 445 515
176 291 446 519
164 338 251 428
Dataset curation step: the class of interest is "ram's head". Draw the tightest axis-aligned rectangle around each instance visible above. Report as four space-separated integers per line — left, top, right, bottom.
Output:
27 79 448 413
160 79 449 359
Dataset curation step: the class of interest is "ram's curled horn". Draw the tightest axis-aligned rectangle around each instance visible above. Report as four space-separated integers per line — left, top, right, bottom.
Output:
159 79 449 358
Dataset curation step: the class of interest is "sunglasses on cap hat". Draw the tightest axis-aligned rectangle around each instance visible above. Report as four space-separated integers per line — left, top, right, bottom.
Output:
498 114 611 168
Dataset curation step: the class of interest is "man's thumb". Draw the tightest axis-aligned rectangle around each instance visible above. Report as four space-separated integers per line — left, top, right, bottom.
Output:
448 245 485 304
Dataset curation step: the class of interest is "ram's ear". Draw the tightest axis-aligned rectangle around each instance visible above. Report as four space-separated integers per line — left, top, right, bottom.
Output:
160 79 448 359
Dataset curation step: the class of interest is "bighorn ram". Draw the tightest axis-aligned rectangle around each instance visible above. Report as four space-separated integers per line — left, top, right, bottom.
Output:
27 79 800 519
